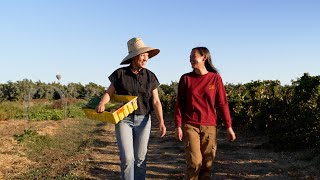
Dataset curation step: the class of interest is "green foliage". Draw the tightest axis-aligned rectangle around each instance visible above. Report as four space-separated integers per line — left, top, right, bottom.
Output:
0 79 105 102
84 96 101 109
225 80 284 131
27 102 86 120
159 81 178 116
83 82 105 99
67 82 86 99
0 99 87 121
0 101 23 120
67 105 86 118
0 79 105 120
27 106 65 120
84 96 124 112
14 128 38 143
226 73 320 150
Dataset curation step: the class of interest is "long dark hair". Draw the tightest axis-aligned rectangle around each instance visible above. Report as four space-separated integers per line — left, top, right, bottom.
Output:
192 47 218 73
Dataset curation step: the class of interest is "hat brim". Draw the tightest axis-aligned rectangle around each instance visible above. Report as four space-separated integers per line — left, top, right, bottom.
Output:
120 47 160 65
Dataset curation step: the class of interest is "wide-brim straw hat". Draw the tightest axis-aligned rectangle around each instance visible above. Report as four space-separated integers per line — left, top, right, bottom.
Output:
120 37 160 65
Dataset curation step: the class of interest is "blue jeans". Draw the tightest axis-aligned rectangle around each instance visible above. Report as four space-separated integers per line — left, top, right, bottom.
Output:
115 114 151 180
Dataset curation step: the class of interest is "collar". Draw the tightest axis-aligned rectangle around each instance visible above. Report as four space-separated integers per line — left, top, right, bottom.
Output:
125 65 145 76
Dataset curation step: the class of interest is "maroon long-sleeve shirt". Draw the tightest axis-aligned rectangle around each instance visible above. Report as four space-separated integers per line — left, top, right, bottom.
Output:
174 71 232 128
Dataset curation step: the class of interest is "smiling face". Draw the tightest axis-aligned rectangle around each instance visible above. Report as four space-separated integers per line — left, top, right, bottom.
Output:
132 52 149 69
190 49 206 70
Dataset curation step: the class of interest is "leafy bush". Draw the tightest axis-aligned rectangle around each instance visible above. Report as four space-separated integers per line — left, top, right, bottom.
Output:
84 96 124 112
67 105 86 118
14 128 38 143
226 73 320 150
158 82 178 116
27 106 64 120
0 101 24 120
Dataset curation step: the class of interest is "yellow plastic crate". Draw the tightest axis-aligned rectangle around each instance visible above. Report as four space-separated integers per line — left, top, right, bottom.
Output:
83 94 138 124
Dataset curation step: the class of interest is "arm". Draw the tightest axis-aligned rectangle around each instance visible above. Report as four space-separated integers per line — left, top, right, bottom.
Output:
151 88 166 137
174 93 183 141
216 77 236 142
96 84 116 112
174 76 185 128
174 76 185 141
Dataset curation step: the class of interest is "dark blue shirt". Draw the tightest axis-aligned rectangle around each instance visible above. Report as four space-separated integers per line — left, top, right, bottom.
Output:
109 65 160 115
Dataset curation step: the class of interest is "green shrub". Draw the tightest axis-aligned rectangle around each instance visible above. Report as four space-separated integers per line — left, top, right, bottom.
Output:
84 96 124 112
226 73 320 150
67 106 86 118
14 128 38 143
0 101 24 120
27 105 64 120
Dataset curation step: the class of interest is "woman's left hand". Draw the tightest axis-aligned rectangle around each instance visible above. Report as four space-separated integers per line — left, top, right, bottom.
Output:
227 127 236 142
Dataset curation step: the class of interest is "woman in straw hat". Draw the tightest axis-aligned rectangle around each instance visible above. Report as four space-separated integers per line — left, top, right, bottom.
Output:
174 47 236 179
96 37 166 179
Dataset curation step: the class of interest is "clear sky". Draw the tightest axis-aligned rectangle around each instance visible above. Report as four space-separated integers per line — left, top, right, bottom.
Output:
1 0 319 88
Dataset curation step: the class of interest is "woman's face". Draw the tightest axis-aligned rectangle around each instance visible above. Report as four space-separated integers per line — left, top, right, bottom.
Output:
190 49 205 69
133 52 149 69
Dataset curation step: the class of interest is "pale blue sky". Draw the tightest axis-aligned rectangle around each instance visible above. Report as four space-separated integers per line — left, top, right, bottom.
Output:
0 0 319 87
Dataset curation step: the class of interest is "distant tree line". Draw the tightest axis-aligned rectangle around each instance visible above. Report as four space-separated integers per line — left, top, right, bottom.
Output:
0 79 105 101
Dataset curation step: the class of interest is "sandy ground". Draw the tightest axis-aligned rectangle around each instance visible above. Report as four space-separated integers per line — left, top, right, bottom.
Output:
0 119 319 180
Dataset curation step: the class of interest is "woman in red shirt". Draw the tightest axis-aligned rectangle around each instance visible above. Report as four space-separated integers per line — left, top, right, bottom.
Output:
174 47 236 180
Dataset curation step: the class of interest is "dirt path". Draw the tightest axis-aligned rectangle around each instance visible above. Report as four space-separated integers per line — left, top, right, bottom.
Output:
0 119 319 179
86 121 319 180
212 131 319 179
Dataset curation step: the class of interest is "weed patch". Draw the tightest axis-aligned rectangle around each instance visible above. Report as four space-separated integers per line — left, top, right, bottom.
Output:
11 119 99 179
13 128 38 143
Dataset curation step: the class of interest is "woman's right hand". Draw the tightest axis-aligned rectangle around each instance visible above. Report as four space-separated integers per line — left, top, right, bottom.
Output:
175 127 183 141
96 103 105 113
96 85 115 113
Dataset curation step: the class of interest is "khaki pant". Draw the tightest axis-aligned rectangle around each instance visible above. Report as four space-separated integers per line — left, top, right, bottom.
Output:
183 123 217 180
